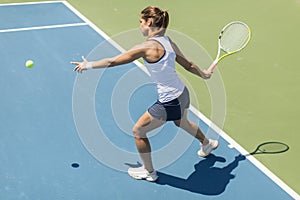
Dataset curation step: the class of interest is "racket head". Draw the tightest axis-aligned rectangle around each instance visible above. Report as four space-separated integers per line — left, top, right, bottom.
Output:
250 142 289 155
219 21 251 54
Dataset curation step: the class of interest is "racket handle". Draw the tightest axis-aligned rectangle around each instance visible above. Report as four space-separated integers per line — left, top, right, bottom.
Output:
208 60 218 72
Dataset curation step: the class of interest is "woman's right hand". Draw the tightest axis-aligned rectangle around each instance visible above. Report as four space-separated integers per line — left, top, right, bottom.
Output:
201 70 213 79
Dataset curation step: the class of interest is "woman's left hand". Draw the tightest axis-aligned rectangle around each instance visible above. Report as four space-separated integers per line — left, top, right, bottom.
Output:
71 56 89 73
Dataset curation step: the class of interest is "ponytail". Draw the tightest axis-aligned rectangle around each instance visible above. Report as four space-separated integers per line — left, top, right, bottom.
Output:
161 10 169 29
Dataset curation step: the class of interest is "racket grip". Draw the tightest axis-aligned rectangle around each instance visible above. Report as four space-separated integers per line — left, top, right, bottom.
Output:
208 60 218 72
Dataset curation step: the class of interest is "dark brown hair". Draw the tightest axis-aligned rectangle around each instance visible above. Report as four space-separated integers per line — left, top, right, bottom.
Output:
141 6 169 35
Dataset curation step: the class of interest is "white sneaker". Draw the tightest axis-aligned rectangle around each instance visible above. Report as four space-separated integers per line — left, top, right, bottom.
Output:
198 139 219 157
128 166 158 182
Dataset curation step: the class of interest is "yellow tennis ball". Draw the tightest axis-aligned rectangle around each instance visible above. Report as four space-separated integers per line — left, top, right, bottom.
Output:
25 60 34 68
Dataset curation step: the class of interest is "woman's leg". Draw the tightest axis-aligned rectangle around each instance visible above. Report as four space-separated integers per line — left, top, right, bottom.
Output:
173 109 209 145
132 111 165 172
173 109 218 156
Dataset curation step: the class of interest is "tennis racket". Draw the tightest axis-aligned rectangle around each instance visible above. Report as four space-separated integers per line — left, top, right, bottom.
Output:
248 142 289 156
208 21 251 72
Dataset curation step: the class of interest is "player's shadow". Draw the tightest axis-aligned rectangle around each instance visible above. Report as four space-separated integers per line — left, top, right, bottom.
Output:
156 154 246 195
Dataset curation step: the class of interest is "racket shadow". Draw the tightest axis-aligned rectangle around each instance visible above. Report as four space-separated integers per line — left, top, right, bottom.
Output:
156 154 246 196
244 141 290 157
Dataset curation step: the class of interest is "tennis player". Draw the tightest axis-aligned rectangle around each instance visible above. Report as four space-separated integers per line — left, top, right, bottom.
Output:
72 6 218 182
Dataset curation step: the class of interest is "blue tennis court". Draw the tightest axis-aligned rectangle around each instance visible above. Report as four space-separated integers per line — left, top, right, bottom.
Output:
0 1 299 199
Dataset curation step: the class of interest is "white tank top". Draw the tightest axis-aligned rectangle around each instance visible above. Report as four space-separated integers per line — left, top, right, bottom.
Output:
143 36 185 103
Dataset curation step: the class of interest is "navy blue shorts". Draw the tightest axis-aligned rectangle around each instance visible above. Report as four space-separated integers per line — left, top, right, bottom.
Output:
148 87 190 121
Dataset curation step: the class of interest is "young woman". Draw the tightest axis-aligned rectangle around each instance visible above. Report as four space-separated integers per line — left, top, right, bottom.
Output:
71 6 218 182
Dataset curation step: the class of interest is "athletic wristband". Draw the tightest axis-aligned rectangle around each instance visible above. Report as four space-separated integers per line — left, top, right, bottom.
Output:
86 62 93 69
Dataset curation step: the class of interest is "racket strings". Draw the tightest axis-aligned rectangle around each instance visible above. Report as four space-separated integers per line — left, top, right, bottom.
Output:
220 23 250 52
258 143 289 153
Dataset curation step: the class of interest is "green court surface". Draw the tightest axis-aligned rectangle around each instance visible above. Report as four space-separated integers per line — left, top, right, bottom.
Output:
2 0 299 195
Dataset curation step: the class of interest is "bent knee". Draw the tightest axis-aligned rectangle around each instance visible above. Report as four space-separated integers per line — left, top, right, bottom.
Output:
132 126 139 137
132 125 145 138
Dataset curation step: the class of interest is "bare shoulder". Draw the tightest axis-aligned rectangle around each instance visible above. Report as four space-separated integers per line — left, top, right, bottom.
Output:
143 39 162 49
129 40 157 52
139 40 164 54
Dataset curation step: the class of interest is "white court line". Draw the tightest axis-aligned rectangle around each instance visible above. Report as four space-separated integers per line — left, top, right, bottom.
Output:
0 1 87 33
41 1 300 199
0 1 64 7
0 23 88 33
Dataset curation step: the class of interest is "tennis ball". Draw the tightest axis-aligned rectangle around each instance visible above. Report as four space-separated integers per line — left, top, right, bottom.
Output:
25 60 34 68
